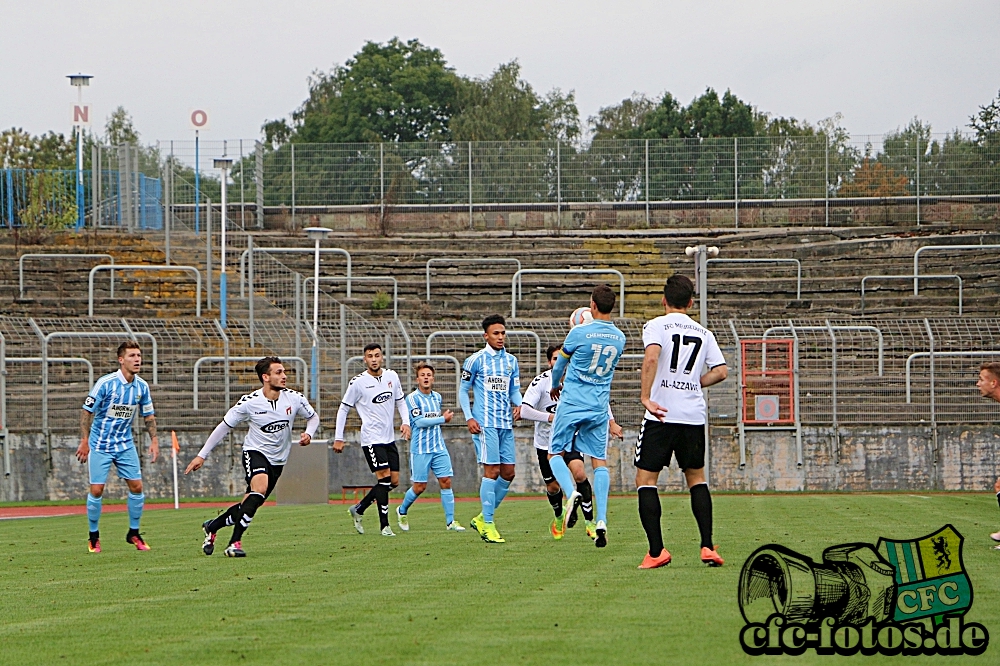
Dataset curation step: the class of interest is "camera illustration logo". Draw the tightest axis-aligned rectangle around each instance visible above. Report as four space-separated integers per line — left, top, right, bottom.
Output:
738 525 988 656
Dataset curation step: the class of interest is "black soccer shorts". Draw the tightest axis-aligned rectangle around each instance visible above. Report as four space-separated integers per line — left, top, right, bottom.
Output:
536 447 584 484
633 420 705 472
243 449 284 499
363 442 400 473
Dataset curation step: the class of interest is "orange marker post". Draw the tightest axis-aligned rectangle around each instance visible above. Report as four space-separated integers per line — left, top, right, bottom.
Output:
171 431 180 509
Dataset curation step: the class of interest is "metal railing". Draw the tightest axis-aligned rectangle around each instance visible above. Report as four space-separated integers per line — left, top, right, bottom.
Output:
707 258 802 300
425 330 543 377
240 246 352 298
913 244 1000 294
426 258 522 302
19 253 115 300
0 331 7 476
303 276 398 319
511 269 625 319
88 265 202 317
861 274 963 315
193 355 308 410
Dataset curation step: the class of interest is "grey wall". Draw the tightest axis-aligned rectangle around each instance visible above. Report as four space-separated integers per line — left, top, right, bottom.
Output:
2 424 998 501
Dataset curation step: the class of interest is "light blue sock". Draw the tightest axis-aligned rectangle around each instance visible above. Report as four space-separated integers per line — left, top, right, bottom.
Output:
127 492 144 530
480 477 497 523
494 477 511 509
86 494 102 532
440 488 455 525
594 466 610 525
548 455 577 500
400 487 419 515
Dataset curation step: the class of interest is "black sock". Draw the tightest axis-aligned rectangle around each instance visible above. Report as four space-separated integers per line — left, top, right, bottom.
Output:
89 530 99 544
690 483 713 549
376 478 392 529
230 492 265 545
208 503 241 534
578 479 594 521
638 486 664 556
547 490 563 517
996 492 1000 510
356 485 379 514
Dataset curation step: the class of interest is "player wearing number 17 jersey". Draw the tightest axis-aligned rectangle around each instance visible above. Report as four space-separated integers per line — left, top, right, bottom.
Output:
636 275 728 569
547 285 626 548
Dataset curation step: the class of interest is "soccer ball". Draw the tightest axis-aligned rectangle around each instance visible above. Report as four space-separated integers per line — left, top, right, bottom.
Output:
569 306 593 328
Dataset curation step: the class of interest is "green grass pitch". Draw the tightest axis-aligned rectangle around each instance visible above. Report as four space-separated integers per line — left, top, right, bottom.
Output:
1 494 998 665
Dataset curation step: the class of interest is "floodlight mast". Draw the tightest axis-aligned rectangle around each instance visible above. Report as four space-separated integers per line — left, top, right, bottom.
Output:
68 74 93 230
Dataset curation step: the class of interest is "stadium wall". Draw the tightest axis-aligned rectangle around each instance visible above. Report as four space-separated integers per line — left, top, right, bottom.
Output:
2 425 998 501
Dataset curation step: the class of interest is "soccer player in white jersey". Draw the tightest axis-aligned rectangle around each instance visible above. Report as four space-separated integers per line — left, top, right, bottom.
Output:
521 344 623 540
460 314 522 543
636 275 728 569
334 343 411 537
185 357 319 557
546 285 627 548
395 362 465 532
76 341 158 553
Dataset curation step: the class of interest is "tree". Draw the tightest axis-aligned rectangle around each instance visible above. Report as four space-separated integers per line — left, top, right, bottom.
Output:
291 38 462 144
451 61 580 142
588 93 657 141
0 128 76 169
970 89 1000 149
104 106 140 145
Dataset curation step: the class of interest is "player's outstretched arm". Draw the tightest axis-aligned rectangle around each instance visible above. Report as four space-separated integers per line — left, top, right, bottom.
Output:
144 415 159 463
77 409 94 463
186 420 233 473
299 412 320 446
640 344 668 421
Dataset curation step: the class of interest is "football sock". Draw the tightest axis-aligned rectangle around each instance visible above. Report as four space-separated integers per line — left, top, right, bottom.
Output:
400 487 419 515
494 477 511 508
86 494 102 532
637 486 664 555
996 491 1000 510
356 484 378 515
229 492 265 545
208 503 242 534
690 483 713 549
594 467 610 525
440 488 455 525
547 490 564 517
548 455 577 500
578 479 594 521
376 478 392 529
480 477 497 523
127 492 144 530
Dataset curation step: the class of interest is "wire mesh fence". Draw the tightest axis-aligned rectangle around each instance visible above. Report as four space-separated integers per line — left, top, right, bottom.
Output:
3 315 997 437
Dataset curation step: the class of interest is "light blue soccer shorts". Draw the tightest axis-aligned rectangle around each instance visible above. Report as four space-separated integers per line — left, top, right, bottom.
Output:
550 402 609 460
410 449 455 483
472 427 516 465
89 446 142 485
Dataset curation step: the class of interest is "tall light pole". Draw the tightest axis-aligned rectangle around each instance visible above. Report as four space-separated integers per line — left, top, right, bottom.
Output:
685 245 720 325
305 226 332 403
68 74 93 230
214 157 233 327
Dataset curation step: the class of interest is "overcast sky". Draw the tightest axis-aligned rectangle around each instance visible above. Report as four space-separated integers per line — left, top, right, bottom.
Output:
2 0 998 146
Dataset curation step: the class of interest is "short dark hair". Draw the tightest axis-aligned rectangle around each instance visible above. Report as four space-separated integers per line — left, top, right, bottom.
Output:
482 314 506 332
363 342 382 355
664 274 695 309
981 362 1000 381
591 284 616 314
116 340 140 358
415 361 435 375
255 356 281 384
546 344 562 362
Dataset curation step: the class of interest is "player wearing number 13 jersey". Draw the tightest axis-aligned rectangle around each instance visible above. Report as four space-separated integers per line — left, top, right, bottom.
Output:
636 275 728 570
547 285 626 548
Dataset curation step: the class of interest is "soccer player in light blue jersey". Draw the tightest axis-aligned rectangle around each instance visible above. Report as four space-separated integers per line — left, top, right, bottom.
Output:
396 362 466 532
548 285 627 548
75 341 159 553
460 314 522 543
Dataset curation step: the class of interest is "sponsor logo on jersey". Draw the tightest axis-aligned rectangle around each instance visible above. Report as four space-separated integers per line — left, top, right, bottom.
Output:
461 369 472 381
286 406 292 415
485 376 509 392
260 421 290 434
254 411 267 414
546 404 557 413
373 391 393 404
84 396 96 408
411 407 421 417
108 404 136 419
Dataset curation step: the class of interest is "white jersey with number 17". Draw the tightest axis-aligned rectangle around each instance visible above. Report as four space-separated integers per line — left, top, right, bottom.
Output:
642 312 726 425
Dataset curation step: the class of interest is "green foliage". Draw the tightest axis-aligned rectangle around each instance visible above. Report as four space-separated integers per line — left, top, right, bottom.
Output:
18 171 77 229
969 89 1000 149
371 290 391 310
104 106 140 146
0 127 76 169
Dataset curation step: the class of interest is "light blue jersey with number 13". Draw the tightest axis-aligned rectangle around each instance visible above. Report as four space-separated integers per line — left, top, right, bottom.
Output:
555 319 627 409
